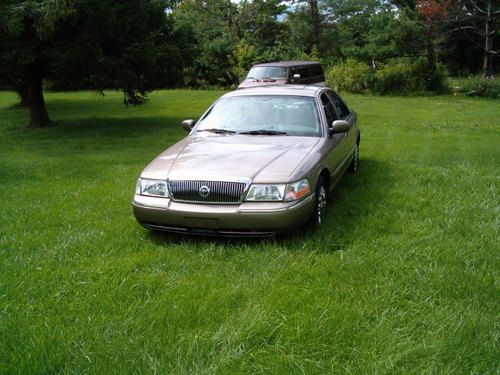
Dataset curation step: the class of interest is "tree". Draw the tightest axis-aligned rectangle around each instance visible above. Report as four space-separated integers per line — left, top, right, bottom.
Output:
0 0 186 128
451 0 499 78
174 0 238 86
321 0 387 60
337 9 426 63
416 0 499 77
174 0 288 87
308 0 321 52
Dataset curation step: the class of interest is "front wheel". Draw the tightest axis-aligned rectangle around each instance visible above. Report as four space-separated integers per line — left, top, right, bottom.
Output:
348 142 359 173
310 177 327 228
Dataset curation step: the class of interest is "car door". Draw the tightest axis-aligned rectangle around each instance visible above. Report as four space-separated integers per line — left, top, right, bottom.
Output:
319 91 346 176
326 90 356 167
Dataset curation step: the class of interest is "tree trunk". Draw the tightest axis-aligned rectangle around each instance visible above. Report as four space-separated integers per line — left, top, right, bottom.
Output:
483 3 494 78
226 0 233 42
16 82 30 107
308 0 321 53
26 77 51 128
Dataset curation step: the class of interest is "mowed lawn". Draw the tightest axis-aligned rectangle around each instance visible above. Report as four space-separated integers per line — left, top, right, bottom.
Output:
0 90 498 374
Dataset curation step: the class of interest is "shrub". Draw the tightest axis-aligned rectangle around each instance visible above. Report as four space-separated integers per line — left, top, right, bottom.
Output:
326 58 448 95
449 76 500 99
373 61 414 94
326 59 374 94
231 40 258 81
374 58 447 95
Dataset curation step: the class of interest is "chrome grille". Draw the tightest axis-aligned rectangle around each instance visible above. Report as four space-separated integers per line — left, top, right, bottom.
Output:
168 180 247 204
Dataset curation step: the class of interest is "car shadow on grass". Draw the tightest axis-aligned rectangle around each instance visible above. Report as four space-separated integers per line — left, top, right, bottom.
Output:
146 158 393 252
293 157 393 252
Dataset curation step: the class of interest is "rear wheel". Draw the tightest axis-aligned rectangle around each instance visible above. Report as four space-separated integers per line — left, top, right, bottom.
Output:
348 142 359 173
311 177 327 228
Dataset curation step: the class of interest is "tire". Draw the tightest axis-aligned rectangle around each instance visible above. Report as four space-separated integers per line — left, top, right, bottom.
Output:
348 142 359 173
310 176 328 228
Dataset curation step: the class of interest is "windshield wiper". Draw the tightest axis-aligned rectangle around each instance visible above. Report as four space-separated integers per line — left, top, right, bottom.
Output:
197 128 236 134
239 130 288 135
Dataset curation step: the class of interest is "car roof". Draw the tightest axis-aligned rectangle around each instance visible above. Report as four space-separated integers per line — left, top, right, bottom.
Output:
222 85 323 98
252 61 322 68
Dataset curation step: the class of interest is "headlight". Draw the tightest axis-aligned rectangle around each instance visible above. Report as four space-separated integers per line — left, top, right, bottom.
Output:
245 184 286 201
284 178 311 201
244 178 311 202
136 178 169 197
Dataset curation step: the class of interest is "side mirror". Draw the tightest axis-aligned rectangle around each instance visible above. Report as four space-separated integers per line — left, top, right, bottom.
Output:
182 119 195 132
329 120 350 135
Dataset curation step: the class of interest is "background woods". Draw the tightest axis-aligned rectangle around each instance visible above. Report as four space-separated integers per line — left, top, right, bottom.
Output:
0 0 498 127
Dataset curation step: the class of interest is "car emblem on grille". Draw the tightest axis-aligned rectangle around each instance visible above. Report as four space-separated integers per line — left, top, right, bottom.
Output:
199 185 210 197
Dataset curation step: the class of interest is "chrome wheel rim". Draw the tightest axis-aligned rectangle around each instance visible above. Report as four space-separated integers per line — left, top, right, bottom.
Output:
317 185 327 225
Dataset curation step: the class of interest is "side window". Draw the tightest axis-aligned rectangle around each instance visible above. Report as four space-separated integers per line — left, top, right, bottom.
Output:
289 67 298 80
327 91 350 119
320 93 338 126
299 66 311 80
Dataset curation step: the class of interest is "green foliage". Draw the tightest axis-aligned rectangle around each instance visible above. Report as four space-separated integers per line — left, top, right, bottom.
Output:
1 0 186 91
326 58 448 95
238 0 287 48
449 76 500 99
283 6 311 53
0 90 498 373
231 40 258 81
256 42 312 64
174 0 289 87
373 61 417 94
342 9 425 63
326 58 374 94
187 35 237 88
374 58 447 95
0 0 191 126
3 0 492 97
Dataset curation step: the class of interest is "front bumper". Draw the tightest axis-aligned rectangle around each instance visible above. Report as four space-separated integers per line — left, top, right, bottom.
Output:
132 194 315 236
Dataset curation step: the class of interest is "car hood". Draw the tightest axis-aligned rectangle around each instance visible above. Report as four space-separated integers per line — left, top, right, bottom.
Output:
141 135 320 183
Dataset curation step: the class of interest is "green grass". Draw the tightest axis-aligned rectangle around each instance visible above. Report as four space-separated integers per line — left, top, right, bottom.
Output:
0 90 498 374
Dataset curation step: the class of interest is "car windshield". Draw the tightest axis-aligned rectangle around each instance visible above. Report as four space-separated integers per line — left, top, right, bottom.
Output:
246 67 287 80
196 95 321 136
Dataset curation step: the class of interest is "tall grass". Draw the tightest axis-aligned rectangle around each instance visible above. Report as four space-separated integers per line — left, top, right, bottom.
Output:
0 90 498 374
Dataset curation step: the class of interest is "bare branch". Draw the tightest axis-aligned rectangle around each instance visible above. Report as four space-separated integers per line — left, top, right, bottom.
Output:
469 0 486 15
451 25 485 36
432 17 471 23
